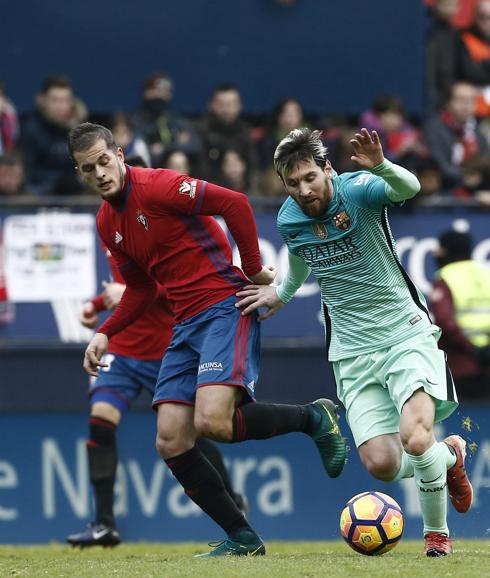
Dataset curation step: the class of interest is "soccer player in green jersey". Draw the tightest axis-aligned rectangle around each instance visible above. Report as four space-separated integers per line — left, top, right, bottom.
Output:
236 127 473 557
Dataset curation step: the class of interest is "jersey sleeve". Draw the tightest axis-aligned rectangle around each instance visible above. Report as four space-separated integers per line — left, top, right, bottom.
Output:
343 172 391 209
197 181 262 277
344 160 420 210
96 215 157 339
276 251 311 303
146 169 207 215
146 170 262 277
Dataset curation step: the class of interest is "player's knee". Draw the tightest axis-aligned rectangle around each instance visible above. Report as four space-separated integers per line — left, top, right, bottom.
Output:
91 401 121 425
155 430 192 459
194 412 232 442
362 454 398 482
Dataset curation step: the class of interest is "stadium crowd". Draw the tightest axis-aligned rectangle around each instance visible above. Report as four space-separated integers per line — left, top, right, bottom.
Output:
2 0 490 206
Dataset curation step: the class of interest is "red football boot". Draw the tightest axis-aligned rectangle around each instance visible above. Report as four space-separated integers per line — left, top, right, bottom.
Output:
444 435 473 513
424 532 453 557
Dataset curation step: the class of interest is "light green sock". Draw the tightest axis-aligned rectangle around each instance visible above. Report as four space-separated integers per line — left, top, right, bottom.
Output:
392 451 414 482
407 442 450 536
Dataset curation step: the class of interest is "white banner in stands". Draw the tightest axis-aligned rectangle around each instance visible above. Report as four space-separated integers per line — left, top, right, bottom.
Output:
3 212 96 302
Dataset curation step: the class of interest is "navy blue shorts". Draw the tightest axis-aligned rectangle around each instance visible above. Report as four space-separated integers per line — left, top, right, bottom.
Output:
153 295 260 407
89 353 161 413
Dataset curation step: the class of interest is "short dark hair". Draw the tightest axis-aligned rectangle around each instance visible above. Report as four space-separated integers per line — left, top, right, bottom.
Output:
438 230 473 260
274 128 328 179
40 75 73 94
211 83 240 97
68 122 117 163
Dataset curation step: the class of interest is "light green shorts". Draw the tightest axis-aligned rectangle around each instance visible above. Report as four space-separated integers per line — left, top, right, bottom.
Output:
333 331 458 448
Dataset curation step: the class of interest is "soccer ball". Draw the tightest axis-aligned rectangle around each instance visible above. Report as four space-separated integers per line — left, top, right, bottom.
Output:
339 491 404 556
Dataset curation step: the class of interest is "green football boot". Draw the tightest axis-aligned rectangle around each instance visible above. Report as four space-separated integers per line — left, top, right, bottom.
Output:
309 398 347 478
195 528 266 558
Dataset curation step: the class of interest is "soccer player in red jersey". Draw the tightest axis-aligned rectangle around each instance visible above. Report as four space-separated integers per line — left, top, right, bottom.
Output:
68 123 347 557
66 245 247 548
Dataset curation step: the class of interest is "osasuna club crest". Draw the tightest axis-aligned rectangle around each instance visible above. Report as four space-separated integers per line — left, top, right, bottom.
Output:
136 209 149 230
333 210 351 231
311 222 328 240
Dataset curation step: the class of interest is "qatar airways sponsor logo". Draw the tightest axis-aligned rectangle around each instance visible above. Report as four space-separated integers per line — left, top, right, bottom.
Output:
198 361 224 374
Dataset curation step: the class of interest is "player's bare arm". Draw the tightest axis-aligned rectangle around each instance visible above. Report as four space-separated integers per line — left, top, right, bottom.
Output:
350 128 385 169
236 284 284 320
83 332 109 377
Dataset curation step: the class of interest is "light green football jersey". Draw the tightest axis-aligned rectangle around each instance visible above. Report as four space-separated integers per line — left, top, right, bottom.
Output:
277 170 438 361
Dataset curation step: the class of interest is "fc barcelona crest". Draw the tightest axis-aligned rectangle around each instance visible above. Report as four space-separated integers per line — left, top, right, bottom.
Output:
311 222 328 240
333 210 351 231
136 209 149 231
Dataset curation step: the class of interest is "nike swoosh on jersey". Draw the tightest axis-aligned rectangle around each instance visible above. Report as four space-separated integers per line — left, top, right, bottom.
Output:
420 475 442 484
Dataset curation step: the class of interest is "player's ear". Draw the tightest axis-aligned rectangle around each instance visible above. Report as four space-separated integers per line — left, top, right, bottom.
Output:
324 160 333 178
116 146 125 163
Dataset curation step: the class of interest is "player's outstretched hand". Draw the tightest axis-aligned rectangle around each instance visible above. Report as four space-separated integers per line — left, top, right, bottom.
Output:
236 284 284 321
83 332 109 377
350 128 384 169
248 265 277 286
79 302 98 329
102 281 126 309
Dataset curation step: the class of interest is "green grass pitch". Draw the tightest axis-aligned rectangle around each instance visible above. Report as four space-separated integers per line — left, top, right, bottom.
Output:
1 540 489 578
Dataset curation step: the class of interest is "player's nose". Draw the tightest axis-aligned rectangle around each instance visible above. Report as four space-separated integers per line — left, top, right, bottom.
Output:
95 165 105 179
298 181 311 197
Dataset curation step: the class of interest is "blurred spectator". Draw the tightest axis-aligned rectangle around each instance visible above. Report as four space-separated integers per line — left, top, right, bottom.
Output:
424 80 490 192
426 0 466 112
0 151 29 196
459 0 490 116
256 98 306 197
257 98 306 169
359 94 426 170
109 113 151 168
0 82 19 154
125 155 148 169
0 225 14 325
425 0 478 29
197 83 257 185
162 149 191 175
430 229 490 400
218 148 250 193
414 157 444 198
132 71 202 167
21 75 87 195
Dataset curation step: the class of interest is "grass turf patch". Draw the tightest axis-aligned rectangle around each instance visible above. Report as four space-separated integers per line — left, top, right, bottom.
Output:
0 540 489 578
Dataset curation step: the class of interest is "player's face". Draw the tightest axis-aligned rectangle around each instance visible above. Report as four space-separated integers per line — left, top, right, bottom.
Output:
282 158 333 217
74 139 126 200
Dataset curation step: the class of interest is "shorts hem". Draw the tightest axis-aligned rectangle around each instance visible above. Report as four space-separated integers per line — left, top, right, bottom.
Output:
197 382 256 403
89 388 132 412
355 428 400 448
152 399 195 411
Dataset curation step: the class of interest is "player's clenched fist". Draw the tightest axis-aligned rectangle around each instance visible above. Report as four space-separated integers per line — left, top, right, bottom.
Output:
83 332 109 376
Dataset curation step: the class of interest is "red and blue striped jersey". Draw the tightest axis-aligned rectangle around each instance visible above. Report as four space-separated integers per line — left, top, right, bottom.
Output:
96 166 262 338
